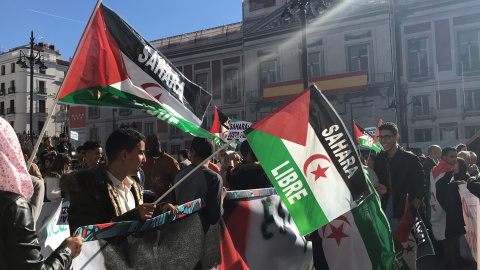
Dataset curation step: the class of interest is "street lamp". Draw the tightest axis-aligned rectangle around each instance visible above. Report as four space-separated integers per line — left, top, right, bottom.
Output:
17 31 48 145
281 0 331 89
389 97 421 149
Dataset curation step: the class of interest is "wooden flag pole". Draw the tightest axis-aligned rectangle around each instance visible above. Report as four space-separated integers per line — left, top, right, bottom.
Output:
153 131 245 205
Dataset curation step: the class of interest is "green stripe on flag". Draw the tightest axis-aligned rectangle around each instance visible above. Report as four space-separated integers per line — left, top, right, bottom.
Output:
247 129 328 235
60 86 225 144
353 169 394 269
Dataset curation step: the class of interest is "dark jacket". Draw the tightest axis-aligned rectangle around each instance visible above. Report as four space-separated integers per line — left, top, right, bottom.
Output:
467 175 480 198
373 147 425 218
436 171 467 238
423 157 437 189
0 190 72 270
227 162 273 190
61 166 144 234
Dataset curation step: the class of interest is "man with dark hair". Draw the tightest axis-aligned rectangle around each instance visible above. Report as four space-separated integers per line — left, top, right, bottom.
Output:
83 141 103 168
63 129 177 233
70 145 85 171
171 137 225 226
142 134 179 200
373 122 425 233
56 133 71 155
178 149 191 170
456 144 467 153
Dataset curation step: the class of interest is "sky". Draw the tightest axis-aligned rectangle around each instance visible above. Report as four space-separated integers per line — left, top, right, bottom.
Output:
0 0 242 60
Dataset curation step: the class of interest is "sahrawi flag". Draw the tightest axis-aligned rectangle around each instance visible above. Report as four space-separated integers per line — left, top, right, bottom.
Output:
246 84 371 235
372 119 384 152
316 170 394 270
354 121 381 153
210 106 231 143
58 2 214 139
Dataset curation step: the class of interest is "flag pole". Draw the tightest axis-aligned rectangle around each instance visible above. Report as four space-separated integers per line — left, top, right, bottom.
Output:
153 131 245 205
26 0 103 171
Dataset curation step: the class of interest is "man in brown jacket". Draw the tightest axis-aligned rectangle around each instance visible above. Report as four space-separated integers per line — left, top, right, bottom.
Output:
142 134 180 200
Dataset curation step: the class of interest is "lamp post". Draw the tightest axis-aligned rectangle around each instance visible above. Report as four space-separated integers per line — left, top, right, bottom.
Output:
16 31 48 145
282 0 329 90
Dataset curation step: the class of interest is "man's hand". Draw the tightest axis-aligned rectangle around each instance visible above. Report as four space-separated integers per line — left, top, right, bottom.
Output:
137 203 156 220
61 235 83 258
161 203 179 217
374 184 387 195
412 198 422 209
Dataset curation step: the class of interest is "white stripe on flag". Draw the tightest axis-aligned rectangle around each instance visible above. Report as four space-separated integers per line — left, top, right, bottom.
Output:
282 124 354 221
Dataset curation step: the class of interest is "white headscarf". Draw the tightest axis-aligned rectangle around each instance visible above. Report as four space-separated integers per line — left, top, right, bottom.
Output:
0 118 34 200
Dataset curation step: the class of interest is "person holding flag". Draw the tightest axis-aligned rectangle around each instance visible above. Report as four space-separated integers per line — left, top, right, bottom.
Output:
372 122 425 233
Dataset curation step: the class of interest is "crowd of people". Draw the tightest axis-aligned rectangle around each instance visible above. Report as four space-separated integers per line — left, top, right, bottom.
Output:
2 116 480 269
361 122 480 270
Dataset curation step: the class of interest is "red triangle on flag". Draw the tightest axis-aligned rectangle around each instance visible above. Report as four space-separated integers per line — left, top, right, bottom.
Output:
59 6 129 100
251 88 310 146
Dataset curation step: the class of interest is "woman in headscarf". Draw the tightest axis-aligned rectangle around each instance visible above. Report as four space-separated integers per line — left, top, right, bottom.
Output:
0 118 83 269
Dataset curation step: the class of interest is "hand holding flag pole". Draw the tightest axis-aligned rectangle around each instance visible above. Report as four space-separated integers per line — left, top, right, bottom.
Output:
153 131 245 205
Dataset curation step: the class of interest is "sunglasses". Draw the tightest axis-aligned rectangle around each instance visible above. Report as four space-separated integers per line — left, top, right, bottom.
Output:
376 135 395 140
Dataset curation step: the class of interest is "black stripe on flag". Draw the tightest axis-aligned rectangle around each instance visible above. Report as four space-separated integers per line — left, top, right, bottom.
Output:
100 4 211 121
308 85 369 204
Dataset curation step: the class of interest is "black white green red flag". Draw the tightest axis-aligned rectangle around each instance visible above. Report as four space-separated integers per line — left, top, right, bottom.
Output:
210 106 231 143
58 3 214 139
245 85 370 235
353 121 381 152
372 119 384 152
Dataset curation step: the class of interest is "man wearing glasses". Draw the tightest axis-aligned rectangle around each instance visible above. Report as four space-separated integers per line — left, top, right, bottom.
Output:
373 122 425 233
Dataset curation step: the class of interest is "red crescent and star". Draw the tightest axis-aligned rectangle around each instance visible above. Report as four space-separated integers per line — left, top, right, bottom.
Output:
303 154 331 181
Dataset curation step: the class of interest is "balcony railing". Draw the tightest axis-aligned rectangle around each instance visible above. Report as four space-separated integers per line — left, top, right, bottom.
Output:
409 67 434 81
411 106 436 122
370 72 393 84
246 90 262 102
224 91 241 104
6 107 15 114
36 87 47 95
457 61 480 75
7 87 15 94
36 106 47 113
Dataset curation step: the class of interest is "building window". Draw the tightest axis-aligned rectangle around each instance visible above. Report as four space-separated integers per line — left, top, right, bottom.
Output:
170 125 181 136
260 59 278 89
348 44 369 72
464 89 480 112
195 72 209 93
224 68 239 104
119 108 132 116
0 102 4 115
38 100 46 113
9 121 14 128
437 89 457 110
414 129 432 142
38 121 45 134
38 81 46 94
0 83 5 95
8 81 15 94
144 122 154 136
458 29 480 72
408 37 430 79
439 122 458 140
7 100 14 114
88 107 100 119
413 95 430 116
10 63 15 73
89 127 99 141
170 144 181 156
249 0 275 11
308 51 322 78
1 65 4 75
465 125 480 139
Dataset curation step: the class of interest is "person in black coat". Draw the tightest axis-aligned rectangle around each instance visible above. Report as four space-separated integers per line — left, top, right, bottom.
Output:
436 157 469 268
226 140 273 190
